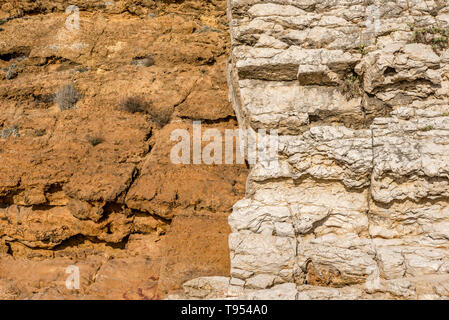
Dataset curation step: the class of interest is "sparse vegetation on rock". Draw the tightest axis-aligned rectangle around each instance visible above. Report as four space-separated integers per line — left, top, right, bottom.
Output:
33 93 55 107
0 0 245 301
1 125 19 138
75 66 89 73
55 84 80 110
5 63 17 80
87 135 104 146
357 44 368 56
119 96 172 127
147 106 172 128
410 24 449 53
119 96 148 113
340 73 364 100
421 125 434 132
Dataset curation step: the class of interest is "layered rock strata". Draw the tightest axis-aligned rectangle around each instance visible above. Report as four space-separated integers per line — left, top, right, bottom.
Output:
174 0 449 300
0 0 248 299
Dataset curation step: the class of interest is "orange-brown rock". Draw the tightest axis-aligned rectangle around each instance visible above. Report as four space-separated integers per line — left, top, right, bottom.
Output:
0 0 247 299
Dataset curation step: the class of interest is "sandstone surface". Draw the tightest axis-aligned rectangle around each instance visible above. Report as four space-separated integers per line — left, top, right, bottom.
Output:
0 0 248 299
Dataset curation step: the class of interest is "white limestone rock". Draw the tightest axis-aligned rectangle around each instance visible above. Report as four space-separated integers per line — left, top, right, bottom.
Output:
178 0 449 300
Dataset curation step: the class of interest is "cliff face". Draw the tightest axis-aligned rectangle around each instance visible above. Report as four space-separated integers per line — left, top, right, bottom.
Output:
173 0 449 300
0 0 248 299
226 0 449 299
2 0 449 301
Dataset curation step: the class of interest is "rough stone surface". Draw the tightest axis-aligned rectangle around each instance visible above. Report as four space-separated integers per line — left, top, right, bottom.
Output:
3 0 449 301
0 0 248 299
171 0 449 300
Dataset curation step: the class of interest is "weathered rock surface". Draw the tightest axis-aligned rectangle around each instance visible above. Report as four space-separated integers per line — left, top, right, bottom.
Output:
171 0 449 300
0 0 248 299
3 0 449 301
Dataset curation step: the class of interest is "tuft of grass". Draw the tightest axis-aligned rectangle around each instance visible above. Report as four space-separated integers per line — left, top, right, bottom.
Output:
87 135 104 146
421 125 434 132
358 44 368 55
340 73 364 100
411 25 449 53
119 96 148 113
442 112 449 116
55 84 80 110
119 96 172 127
147 106 172 128
5 63 17 80
1 125 19 139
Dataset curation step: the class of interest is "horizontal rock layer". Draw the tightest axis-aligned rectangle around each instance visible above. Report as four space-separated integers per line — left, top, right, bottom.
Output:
210 0 449 300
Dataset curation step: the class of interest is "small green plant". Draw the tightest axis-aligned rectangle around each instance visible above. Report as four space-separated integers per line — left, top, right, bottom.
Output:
421 125 434 132
411 25 449 53
358 44 368 55
119 96 148 113
1 125 19 139
341 73 364 100
442 112 449 116
87 135 104 146
55 84 80 110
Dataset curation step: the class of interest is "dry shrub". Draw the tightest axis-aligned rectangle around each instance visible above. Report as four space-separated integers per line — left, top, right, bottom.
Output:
340 73 364 100
119 96 148 113
87 135 104 146
147 105 172 128
119 96 172 127
5 63 17 80
1 125 19 139
55 84 80 110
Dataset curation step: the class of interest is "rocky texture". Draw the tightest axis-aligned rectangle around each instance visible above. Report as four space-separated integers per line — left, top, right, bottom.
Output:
176 0 449 300
0 0 248 299
3 0 449 301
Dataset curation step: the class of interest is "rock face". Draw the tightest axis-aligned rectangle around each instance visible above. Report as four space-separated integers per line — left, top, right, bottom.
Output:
2 0 449 301
0 0 248 299
173 0 449 300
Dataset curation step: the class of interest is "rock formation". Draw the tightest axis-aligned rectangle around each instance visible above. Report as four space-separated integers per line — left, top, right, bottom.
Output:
2 0 449 301
173 0 449 300
0 0 248 299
